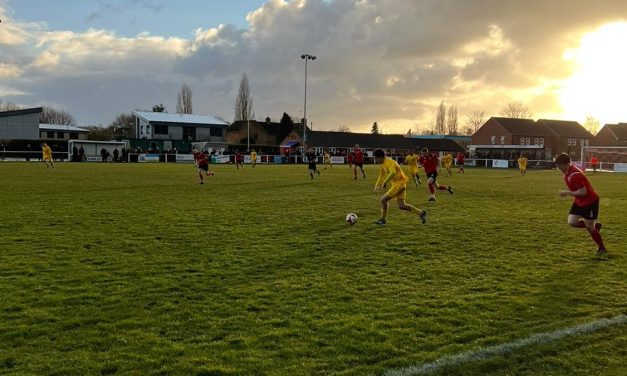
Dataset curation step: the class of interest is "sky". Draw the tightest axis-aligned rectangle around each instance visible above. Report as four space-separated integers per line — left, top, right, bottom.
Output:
1 0 627 134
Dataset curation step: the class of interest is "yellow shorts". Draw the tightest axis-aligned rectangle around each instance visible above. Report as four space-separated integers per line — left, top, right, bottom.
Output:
386 182 407 200
43 156 52 161
410 167 419 175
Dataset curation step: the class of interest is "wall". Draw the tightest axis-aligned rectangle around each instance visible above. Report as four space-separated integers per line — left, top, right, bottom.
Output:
0 113 40 139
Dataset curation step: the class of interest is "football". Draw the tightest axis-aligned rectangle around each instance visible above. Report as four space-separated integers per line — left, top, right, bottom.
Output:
345 213 358 225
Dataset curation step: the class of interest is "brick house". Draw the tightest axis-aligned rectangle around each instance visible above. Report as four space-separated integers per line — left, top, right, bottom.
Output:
595 123 627 146
536 119 594 160
227 118 281 145
471 117 554 159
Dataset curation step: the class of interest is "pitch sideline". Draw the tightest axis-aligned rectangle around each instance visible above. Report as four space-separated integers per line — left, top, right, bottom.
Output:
383 314 627 376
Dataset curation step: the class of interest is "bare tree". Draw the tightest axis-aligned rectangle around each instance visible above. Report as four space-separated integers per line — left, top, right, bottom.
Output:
39 106 76 125
465 110 485 133
234 73 254 121
500 101 532 119
337 125 351 132
446 105 458 135
582 115 601 135
371 122 379 134
0 100 21 111
110 113 136 137
86 125 115 141
176 83 193 114
435 101 446 135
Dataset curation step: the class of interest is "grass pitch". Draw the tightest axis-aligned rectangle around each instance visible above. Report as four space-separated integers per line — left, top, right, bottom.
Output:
0 162 625 375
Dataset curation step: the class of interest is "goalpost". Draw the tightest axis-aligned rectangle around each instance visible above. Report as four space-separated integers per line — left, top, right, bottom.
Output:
580 145 627 172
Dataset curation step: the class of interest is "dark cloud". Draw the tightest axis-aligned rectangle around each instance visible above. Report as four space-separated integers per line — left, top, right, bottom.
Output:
3 0 627 132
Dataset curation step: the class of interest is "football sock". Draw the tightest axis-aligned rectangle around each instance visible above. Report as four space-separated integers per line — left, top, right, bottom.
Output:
437 185 448 191
587 229 605 249
575 220 586 228
380 208 387 220
406 205 421 215
428 184 435 194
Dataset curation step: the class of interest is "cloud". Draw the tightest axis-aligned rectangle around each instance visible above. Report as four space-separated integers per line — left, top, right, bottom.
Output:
3 0 627 132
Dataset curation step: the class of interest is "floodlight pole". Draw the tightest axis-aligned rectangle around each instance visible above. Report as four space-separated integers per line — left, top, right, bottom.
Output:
301 53 316 149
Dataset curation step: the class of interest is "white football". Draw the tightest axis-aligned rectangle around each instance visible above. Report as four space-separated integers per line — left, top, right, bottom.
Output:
345 213 358 225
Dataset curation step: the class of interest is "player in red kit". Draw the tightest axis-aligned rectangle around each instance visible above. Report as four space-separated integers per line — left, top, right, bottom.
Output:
193 149 214 184
235 151 244 170
555 153 606 256
418 148 453 201
353 144 366 180
456 152 465 174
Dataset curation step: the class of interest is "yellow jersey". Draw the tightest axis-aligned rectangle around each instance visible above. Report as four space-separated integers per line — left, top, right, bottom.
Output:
323 153 331 162
42 146 52 159
251 152 257 161
442 154 453 167
376 157 409 188
518 157 527 167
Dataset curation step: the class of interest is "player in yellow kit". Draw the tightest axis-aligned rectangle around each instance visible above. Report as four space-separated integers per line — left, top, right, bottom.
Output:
42 142 55 169
517 154 528 175
373 149 427 225
404 150 421 186
442 152 453 176
250 149 257 168
323 149 332 169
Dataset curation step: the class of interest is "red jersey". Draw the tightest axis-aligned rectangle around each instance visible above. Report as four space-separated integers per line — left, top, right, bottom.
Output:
456 153 465 164
194 151 208 166
347 153 354 163
418 153 439 174
354 149 364 163
565 164 598 207
236 153 243 162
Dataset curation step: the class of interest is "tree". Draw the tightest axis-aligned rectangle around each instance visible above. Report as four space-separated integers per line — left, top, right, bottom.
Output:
276 112 295 144
465 110 485 134
110 113 136 137
39 106 76 125
176 83 193 114
446 105 458 135
583 115 601 135
234 73 254 121
337 125 351 132
435 101 446 135
371 122 379 134
500 101 532 119
152 103 165 112
0 100 21 111
86 125 115 141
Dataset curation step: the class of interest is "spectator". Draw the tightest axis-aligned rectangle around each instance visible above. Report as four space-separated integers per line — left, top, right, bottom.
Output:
101 148 108 162
72 146 79 162
113 147 119 162
79 146 85 162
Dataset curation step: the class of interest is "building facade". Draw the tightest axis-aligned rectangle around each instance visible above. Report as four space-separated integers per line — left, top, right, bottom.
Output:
134 111 228 143
39 124 89 140
0 107 43 140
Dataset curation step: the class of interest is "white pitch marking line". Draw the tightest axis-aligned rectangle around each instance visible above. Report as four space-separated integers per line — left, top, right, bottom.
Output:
383 314 627 376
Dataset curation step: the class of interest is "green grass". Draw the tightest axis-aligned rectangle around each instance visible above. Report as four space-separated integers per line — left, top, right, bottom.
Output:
0 162 625 375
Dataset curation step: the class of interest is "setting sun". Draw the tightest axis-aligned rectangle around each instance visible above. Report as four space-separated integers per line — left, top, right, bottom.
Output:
560 22 627 127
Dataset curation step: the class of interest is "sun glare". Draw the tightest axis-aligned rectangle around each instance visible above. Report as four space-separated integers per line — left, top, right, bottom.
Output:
560 22 627 125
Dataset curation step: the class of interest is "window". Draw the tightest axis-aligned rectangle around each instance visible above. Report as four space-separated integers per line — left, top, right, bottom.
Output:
146 125 151 133
525 137 530 145
520 137 525 145
540 137 544 145
154 124 168 135
140 125 144 134
500 136 505 145
490 136 496 145
47 131 55 138
57 132 65 139
210 127 223 137
70 133 79 140
534 138 539 145
580 139 585 146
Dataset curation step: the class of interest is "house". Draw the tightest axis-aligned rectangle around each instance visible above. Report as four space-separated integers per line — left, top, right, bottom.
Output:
134 111 228 142
227 118 282 145
595 123 627 146
536 119 594 160
0 107 43 140
39 124 89 140
472 117 594 160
